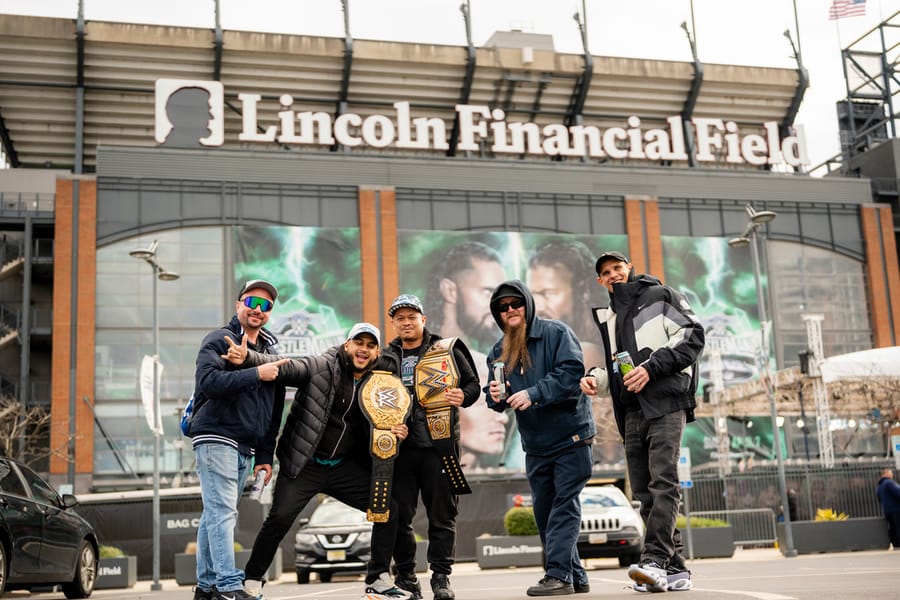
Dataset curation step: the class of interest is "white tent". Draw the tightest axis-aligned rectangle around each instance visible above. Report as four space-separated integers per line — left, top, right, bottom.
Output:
819 346 900 383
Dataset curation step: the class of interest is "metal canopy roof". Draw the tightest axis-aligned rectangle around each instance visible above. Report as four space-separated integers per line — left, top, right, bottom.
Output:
0 14 801 172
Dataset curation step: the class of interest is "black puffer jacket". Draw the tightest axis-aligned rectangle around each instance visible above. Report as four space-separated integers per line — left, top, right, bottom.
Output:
383 328 480 448
243 345 397 479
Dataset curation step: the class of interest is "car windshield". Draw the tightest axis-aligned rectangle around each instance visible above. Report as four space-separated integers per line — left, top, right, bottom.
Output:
308 499 368 526
580 488 627 508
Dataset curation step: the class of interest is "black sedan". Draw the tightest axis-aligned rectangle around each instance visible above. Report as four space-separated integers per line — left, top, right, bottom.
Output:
0 457 98 597
294 497 371 583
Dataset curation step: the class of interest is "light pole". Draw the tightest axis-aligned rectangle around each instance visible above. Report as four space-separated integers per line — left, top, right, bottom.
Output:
129 240 180 591
727 204 797 557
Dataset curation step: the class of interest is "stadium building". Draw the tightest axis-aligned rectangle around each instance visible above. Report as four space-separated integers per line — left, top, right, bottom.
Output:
0 7 898 514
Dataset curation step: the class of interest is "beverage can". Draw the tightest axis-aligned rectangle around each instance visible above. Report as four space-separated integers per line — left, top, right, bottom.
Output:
249 470 266 501
493 361 508 400
616 351 635 376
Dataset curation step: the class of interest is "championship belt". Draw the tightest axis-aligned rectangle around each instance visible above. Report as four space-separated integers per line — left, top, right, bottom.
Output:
358 370 412 523
414 338 472 495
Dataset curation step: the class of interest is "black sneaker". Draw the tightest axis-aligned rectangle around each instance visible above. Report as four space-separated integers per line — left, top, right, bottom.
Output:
395 574 423 600
574 579 590 593
526 576 575 596
193 587 214 600
213 589 260 600
431 574 455 600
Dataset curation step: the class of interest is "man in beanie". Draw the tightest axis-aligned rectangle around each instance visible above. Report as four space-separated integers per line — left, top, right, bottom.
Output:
223 323 412 600
382 294 481 600
485 281 595 597
580 252 705 592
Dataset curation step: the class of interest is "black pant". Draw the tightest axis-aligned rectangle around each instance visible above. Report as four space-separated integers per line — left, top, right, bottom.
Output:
243 459 397 582
392 445 458 577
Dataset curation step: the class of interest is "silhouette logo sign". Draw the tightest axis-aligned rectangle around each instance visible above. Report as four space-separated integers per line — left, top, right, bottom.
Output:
154 79 224 147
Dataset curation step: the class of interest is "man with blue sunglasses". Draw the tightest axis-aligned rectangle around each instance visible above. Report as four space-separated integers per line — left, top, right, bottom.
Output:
189 279 286 600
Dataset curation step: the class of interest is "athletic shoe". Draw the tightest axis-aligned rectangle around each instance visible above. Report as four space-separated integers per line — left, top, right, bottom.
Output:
213 588 259 600
193 587 214 600
574 579 590 593
628 561 668 593
633 568 692 593
526 576 575 596
431 574 455 600
394 574 423 600
361 572 412 600
243 579 264 600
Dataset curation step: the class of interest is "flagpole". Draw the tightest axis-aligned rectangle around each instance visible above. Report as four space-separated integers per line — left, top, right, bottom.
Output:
791 0 803 64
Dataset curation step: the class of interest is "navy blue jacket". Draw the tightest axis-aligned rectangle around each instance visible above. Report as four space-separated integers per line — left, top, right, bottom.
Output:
484 280 595 457
877 475 900 516
190 315 284 465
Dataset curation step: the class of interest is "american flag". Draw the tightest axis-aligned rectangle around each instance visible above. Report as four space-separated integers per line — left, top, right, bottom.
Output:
828 0 866 20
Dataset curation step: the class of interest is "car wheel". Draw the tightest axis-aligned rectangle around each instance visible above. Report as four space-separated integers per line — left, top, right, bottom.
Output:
296 569 310 584
319 572 333 583
62 540 97 599
0 539 7 595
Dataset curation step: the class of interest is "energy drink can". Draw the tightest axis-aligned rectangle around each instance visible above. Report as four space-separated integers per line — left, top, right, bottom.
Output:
248 470 266 501
616 351 635 376
493 361 508 400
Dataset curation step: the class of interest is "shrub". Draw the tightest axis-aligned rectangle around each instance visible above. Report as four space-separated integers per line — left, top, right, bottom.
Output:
99 545 126 558
676 515 729 528
504 506 538 536
814 508 848 521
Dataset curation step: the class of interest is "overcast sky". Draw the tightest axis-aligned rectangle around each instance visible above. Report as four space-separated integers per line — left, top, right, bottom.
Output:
1 0 897 171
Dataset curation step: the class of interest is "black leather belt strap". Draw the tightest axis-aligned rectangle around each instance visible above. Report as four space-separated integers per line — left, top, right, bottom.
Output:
357 370 412 522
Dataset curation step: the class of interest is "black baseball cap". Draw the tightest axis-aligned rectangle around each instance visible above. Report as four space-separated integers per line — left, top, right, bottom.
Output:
238 279 278 301
388 294 424 317
595 251 630 275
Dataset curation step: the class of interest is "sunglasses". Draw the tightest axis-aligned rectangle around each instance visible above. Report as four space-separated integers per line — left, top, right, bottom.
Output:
241 296 274 312
497 298 525 313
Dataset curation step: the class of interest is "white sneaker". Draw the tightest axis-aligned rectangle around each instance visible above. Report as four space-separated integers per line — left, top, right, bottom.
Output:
628 562 668 593
243 579 264 600
362 573 412 600
633 569 691 593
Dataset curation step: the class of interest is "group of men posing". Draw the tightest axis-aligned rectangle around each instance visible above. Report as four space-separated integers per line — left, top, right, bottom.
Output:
186 249 706 599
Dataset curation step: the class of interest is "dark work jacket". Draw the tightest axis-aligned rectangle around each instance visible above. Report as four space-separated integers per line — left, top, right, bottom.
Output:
591 273 705 438
190 315 284 465
484 280 595 457
877 475 900 516
383 328 480 448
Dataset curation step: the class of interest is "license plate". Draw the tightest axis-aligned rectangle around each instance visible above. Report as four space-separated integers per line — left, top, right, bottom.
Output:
588 533 608 544
326 550 346 562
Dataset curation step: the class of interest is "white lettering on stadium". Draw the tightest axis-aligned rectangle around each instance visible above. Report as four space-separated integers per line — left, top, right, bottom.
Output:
236 98 807 167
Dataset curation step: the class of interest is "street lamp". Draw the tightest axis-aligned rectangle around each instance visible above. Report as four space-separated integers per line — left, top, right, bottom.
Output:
727 204 797 557
129 240 180 591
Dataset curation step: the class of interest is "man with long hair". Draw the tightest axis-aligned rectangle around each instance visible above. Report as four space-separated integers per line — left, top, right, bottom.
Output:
485 280 595 597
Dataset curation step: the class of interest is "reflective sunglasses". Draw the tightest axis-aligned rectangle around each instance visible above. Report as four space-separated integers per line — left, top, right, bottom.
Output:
497 298 526 313
241 296 274 312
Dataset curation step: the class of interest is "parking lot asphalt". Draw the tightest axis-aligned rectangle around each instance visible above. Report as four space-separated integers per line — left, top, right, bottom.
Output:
21 547 899 600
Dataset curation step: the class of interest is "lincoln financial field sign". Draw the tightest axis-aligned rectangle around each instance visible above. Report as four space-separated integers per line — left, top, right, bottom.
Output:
155 78 808 167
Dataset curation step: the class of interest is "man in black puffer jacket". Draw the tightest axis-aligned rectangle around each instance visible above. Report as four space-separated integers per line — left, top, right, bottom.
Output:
227 323 412 600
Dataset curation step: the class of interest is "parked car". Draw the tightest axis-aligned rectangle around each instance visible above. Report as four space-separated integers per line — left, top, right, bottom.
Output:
0 457 99 597
294 496 371 583
577 485 644 567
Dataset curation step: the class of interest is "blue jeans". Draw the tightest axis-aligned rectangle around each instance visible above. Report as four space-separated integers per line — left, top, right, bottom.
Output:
195 443 250 592
624 409 686 570
525 443 592 585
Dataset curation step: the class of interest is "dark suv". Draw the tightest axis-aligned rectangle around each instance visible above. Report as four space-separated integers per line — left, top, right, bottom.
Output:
0 457 99 597
294 496 371 583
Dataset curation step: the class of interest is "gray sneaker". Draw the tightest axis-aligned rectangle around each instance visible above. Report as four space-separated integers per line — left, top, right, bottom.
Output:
628 561 668 593
362 573 412 600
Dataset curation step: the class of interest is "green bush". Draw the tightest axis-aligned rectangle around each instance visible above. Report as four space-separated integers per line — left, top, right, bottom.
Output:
504 506 538 536
676 515 729 528
99 545 126 558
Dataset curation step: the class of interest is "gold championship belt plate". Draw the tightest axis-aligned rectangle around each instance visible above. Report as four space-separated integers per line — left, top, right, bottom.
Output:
358 370 412 522
414 338 472 495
